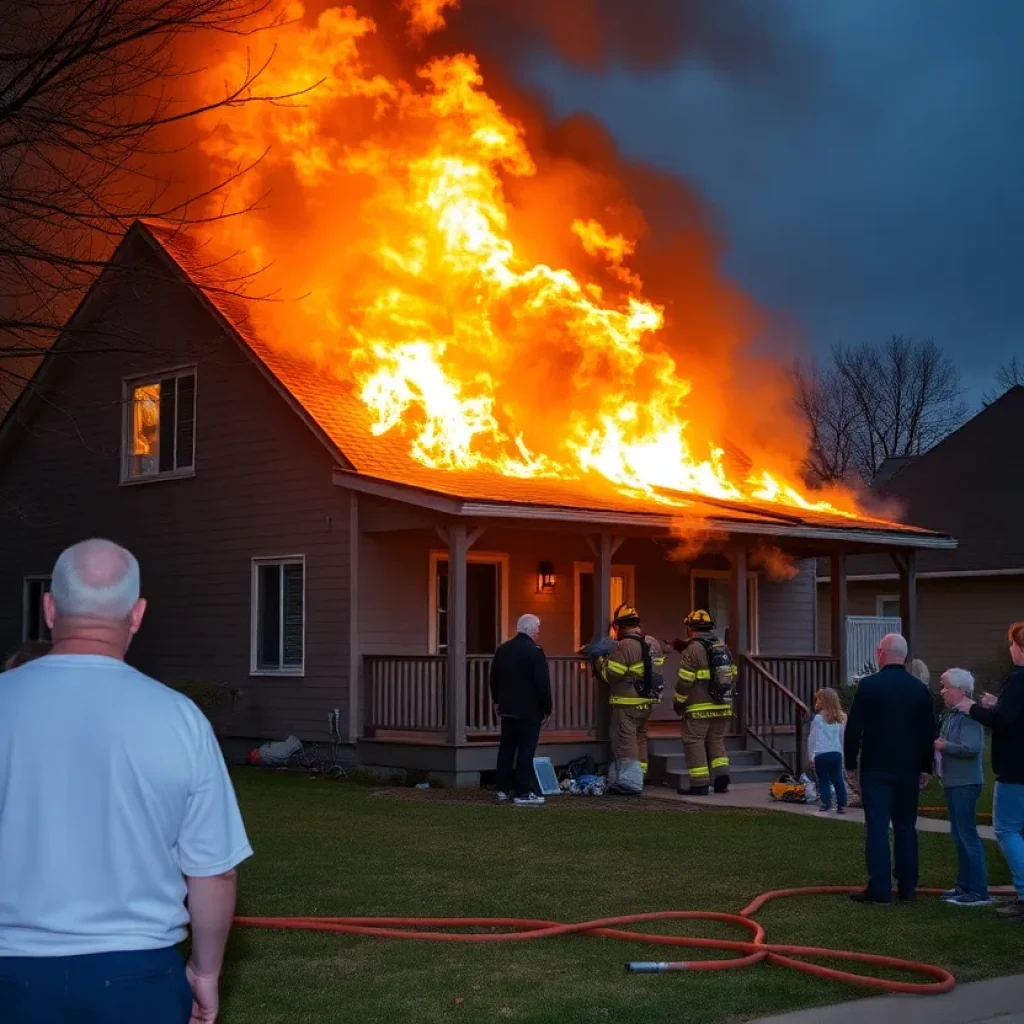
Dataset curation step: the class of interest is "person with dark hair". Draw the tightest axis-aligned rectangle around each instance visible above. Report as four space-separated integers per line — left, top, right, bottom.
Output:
3 640 51 671
955 621 1024 921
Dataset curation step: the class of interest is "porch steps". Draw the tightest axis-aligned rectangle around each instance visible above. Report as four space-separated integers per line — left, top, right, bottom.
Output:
647 734 783 788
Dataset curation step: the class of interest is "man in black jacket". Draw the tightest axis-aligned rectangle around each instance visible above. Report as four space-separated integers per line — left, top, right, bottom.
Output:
489 614 552 806
844 633 937 903
956 621 1024 920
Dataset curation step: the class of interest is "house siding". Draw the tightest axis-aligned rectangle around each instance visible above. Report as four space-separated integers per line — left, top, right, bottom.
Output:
758 559 816 655
817 577 1022 687
0 235 352 744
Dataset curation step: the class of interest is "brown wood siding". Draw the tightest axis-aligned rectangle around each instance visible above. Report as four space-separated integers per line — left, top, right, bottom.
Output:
817 577 1023 687
0 236 351 744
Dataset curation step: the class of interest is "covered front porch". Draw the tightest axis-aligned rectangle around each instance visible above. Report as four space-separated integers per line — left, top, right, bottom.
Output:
340 473 954 787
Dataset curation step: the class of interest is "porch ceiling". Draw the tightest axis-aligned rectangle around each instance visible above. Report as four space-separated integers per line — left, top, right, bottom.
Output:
332 468 956 553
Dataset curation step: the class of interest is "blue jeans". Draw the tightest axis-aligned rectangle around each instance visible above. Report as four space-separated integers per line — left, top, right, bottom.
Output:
0 947 190 1024
860 770 920 899
945 783 988 897
994 781 1024 898
814 752 847 809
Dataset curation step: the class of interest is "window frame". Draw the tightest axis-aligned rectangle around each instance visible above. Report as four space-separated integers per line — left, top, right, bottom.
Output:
427 550 510 655
572 561 636 651
876 594 901 619
250 555 306 677
689 569 760 654
22 575 52 643
120 364 198 485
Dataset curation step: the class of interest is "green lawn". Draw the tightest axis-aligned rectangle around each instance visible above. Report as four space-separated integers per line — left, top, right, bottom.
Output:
221 770 1017 1024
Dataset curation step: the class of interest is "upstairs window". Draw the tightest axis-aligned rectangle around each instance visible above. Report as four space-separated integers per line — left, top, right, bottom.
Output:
123 368 196 481
23 576 52 642
251 557 305 675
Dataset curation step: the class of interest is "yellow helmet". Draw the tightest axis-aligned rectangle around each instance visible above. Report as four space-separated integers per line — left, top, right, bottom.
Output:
684 609 715 631
613 603 641 628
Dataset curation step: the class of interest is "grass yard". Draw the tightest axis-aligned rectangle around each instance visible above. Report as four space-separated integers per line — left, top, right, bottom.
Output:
220 770 1017 1024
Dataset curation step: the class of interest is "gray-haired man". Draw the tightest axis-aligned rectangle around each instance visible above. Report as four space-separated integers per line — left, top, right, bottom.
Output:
0 539 252 1024
488 614 552 806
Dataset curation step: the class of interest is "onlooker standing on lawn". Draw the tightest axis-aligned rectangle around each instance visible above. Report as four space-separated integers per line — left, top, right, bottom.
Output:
0 539 252 1024
809 687 847 815
489 613 552 807
909 659 930 687
935 669 992 907
955 621 1024 921
844 633 937 904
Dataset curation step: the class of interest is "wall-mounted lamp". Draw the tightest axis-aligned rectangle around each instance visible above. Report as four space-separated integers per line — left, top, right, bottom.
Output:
537 561 557 593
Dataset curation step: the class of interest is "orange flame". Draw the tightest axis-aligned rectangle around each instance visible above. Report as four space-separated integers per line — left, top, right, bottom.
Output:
195 0 859 516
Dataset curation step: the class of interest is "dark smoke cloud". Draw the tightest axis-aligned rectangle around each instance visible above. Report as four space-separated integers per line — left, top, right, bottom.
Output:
439 0 810 79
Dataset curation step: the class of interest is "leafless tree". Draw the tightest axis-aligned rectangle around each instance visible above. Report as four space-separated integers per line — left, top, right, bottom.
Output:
794 336 967 485
0 0 298 418
982 355 1024 406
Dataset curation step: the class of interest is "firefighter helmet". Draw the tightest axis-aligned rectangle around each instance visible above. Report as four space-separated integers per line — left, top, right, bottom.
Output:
684 609 715 632
612 603 641 629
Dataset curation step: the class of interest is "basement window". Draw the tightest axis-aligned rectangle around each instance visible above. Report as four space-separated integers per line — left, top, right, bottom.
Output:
251 557 305 675
122 367 196 481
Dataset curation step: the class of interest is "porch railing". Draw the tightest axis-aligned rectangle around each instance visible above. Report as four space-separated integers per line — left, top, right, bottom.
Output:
740 654 811 776
363 655 447 735
363 654 597 738
753 655 839 710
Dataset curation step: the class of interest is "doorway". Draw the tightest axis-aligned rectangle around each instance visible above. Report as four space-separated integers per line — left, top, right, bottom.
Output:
690 571 759 652
430 553 508 654
573 562 635 651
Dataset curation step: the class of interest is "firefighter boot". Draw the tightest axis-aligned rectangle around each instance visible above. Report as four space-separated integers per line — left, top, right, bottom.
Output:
713 775 731 794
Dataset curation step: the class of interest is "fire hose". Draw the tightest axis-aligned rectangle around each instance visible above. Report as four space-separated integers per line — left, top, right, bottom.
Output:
234 884 1015 995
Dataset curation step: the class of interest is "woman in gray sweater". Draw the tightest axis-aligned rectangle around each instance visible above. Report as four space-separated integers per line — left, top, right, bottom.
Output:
935 668 991 906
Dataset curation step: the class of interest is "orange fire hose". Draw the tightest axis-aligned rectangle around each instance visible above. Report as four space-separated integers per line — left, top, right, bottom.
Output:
235 884 1014 994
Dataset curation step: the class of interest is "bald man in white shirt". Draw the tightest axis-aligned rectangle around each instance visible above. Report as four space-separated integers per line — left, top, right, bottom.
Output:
0 539 252 1024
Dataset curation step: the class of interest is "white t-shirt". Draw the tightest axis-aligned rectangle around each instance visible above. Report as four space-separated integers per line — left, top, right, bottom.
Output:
0 654 253 957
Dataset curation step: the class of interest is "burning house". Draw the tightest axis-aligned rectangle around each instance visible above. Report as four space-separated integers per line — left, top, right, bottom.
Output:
0 1 953 784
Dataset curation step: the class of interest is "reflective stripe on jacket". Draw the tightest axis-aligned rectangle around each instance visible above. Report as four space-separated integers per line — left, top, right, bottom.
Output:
674 637 732 718
597 632 665 709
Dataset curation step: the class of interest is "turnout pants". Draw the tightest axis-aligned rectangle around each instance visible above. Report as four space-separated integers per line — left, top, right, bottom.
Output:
607 705 651 794
682 715 730 789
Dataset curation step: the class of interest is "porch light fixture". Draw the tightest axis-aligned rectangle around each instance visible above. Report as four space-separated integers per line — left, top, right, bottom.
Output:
537 561 557 593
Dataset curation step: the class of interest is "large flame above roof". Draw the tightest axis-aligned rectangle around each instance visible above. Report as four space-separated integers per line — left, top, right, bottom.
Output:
193 0 859 517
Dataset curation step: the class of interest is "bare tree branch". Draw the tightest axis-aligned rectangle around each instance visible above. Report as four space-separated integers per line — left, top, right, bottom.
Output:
794 335 967 486
982 355 1024 406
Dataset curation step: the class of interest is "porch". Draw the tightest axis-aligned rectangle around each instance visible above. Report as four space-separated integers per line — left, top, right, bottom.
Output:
337 468 954 786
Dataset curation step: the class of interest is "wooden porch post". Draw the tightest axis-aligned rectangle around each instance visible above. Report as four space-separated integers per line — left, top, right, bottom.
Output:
893 549 918 660
830 551 848 687
728 543 749 656
728 543 752 750
592 533 614 642
446 524 469 746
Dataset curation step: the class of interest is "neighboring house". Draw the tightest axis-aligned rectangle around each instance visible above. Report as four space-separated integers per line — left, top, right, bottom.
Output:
0 222 954 785
818 386 1024 686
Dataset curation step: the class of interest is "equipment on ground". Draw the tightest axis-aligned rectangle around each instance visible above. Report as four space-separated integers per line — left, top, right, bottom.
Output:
532 757 561 796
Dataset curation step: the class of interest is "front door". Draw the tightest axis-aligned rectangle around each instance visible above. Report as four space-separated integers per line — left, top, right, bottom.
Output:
435 559 502 654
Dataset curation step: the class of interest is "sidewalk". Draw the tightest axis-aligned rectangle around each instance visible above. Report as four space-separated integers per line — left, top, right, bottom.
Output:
643 783 997 841
747 973 1024 1024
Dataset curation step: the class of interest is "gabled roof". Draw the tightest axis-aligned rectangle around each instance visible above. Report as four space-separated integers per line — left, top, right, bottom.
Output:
818 387 1024 577
127 221 950 548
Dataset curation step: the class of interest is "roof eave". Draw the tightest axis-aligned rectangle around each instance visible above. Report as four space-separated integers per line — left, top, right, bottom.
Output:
332 469 957 548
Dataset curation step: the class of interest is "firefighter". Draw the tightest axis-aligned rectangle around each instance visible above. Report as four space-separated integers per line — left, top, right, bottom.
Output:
586 604 665 795
672 609 737 795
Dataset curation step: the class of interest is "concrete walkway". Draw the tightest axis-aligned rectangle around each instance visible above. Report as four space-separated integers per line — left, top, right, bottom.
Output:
748 974 1024 1024
643 782 997 841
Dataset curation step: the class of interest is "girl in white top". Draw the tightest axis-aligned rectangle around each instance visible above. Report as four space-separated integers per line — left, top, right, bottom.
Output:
809 687 847 813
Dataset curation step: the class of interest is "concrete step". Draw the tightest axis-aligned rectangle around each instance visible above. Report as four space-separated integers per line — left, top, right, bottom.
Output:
665 763 782 789
653 748 762 773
